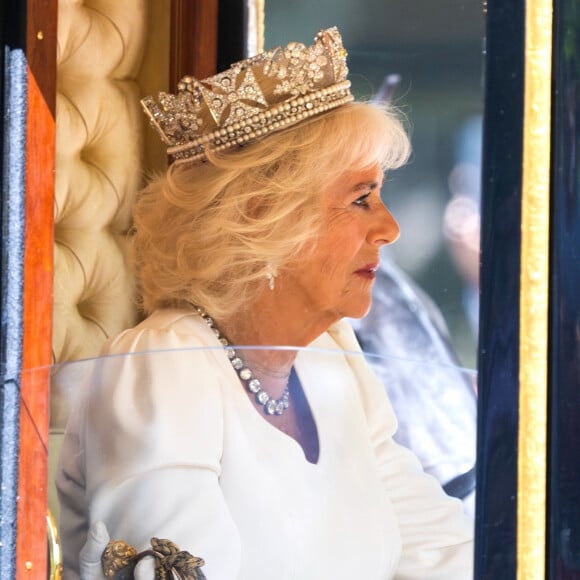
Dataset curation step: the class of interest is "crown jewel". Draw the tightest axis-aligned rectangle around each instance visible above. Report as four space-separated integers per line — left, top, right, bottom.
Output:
141 27 354 164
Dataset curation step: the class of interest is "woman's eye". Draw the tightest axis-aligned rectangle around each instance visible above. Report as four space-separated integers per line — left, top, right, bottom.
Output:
353 193 371 208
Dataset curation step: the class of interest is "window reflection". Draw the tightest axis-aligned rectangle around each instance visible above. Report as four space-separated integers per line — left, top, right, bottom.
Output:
263 0 484 544
264 1 485 369
46 346 476 573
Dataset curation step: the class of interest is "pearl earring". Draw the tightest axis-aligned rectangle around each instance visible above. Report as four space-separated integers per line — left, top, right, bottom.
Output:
265 264 277 291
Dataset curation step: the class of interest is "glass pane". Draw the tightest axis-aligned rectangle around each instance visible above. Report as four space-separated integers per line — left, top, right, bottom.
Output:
47 343 476 577
264 2 485 369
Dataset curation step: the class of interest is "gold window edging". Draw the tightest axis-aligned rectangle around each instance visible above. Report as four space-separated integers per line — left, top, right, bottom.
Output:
517 0 553 578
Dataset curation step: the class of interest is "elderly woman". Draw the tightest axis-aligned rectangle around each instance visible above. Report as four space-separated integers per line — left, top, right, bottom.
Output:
57 28 473 579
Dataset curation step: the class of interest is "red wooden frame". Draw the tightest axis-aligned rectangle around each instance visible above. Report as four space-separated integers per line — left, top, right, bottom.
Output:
170 0 218 91
16 0 57 577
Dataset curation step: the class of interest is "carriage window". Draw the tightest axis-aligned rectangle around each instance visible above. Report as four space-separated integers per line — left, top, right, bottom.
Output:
264 1 485 370
263 0 485 523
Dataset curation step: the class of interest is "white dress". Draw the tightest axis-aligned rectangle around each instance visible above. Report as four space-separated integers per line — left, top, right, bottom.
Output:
57 308 473 579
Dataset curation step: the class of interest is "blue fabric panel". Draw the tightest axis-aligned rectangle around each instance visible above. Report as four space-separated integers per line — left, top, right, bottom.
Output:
475 1 525 577
548 0 580 576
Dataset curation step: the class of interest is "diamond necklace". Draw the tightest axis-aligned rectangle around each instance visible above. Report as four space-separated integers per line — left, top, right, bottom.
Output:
195 306 290 416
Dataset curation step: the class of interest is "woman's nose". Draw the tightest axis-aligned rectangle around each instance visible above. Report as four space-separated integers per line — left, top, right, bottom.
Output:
371 203 400 246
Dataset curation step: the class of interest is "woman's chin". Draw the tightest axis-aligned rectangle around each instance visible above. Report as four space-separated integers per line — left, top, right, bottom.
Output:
343 299 373 320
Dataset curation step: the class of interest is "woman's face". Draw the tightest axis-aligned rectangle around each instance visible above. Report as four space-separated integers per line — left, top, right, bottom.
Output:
282 163 399 323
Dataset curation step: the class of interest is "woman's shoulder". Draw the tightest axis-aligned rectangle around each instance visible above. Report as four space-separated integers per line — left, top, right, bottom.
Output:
92 308 228 410
315 319 399 435
76 310 226 491
84 308 227 454
102 308 215 356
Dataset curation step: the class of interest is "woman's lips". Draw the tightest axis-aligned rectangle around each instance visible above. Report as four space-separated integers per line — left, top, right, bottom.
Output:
354 264 379 280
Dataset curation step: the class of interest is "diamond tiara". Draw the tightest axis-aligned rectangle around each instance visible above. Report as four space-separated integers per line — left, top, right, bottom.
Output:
141 27 354 165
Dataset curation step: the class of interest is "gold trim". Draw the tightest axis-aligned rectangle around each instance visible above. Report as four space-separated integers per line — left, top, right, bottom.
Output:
47 510 62 580
246 0 265 56
518 0 553 578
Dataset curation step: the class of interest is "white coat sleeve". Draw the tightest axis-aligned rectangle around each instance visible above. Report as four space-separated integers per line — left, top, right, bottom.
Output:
328 320 474 580
57 324 242 579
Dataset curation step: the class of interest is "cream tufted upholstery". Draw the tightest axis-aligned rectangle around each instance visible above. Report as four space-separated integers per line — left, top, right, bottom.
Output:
50 0 170 520
52 0 149 364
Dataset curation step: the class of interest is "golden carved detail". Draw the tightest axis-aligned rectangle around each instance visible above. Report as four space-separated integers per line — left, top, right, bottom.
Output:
518 1 553 579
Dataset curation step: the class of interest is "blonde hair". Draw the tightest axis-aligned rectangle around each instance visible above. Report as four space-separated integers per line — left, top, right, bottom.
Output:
133 101 411 318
